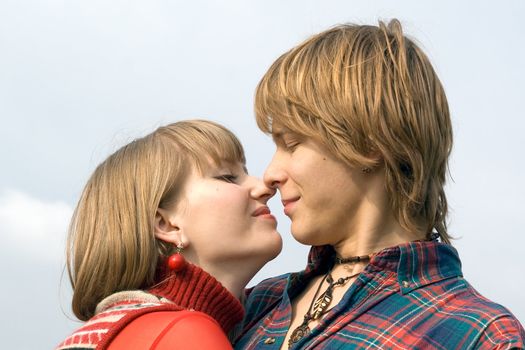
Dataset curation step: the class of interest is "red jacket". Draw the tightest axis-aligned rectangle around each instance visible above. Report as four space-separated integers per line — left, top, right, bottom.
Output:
108 310 232 350
57 264 244 349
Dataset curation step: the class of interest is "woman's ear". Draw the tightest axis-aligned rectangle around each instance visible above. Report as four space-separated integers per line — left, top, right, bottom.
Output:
154 207 182 245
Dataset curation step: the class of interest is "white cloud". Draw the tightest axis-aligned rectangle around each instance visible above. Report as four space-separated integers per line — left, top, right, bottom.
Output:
0 189 72 262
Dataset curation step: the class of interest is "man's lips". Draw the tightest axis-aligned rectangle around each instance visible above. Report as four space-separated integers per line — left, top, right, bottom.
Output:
282 197 300 215
281 197 300 207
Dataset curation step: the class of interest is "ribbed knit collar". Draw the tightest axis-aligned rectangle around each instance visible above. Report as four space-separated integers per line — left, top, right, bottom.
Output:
147 262 244 332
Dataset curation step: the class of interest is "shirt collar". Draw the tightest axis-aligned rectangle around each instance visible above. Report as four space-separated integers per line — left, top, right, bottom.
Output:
303 241 463 294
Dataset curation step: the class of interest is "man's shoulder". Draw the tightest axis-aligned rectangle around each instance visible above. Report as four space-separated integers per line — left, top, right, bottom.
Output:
417 276 525 348
442 277 518 319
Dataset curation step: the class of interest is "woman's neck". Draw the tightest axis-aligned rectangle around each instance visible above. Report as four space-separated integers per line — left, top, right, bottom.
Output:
149 262 244 332
185 257 261 300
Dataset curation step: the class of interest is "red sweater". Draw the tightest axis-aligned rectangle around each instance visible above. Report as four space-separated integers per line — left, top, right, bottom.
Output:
56 263 244 349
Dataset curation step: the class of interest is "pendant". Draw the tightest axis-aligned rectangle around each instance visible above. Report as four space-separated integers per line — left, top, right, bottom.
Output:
311 287 333 320
288 323 310 347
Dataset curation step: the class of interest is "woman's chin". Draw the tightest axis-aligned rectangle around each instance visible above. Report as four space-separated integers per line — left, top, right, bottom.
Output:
251 237 283 269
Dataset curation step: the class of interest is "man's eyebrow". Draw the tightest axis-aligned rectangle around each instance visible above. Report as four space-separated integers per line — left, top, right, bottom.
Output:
271 125 293 140
272 128 301 143
271 131 284 142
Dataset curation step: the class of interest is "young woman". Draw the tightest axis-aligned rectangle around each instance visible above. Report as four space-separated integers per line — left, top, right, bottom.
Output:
234 20 525 349
56 120 282 349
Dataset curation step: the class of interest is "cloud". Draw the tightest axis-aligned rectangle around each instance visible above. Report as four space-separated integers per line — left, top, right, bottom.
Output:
0 189 72 262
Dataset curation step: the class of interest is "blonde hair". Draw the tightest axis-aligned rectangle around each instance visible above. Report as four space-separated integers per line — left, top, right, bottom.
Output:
67 120 245 320
255 19 453 243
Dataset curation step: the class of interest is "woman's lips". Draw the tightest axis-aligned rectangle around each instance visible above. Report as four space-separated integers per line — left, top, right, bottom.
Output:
252 206 277 221
282 197 299 216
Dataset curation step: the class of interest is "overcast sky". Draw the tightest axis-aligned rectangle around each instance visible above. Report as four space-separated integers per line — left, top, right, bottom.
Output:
1 1 524 348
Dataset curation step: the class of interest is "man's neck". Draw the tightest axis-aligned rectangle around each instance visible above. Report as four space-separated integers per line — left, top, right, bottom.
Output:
332 210 426 259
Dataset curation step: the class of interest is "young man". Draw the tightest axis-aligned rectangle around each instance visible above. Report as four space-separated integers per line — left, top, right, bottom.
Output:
234 19 524 349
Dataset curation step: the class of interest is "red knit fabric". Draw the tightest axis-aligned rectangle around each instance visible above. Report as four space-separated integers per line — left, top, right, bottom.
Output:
56 262 244 349
148 262 244 333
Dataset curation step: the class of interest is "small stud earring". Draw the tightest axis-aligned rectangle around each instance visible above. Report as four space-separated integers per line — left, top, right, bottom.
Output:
429 232 440 242
361 167 372 174
167 242 186 272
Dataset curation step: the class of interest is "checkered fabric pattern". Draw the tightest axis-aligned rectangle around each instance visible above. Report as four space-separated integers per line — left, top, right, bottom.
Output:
234 241 524 349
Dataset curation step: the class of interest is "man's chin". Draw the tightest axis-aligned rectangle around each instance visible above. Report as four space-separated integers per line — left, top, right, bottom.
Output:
290 225 323 246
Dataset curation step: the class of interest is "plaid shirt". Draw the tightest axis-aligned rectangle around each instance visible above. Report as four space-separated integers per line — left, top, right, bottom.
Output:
234 241 524 349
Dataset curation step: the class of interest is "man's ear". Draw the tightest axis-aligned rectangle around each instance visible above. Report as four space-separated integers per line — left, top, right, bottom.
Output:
154 207 183 245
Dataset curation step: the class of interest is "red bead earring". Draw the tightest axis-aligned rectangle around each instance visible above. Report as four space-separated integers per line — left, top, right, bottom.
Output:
167 243 186 272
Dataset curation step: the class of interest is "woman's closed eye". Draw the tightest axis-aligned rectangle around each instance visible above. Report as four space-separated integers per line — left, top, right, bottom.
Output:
215 174 238 183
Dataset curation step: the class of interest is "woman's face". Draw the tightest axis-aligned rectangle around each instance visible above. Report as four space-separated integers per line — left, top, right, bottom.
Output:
171 160 282 269
264 124 375 246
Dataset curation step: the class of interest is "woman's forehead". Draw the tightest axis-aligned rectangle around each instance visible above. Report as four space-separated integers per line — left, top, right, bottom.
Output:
196 157 246 173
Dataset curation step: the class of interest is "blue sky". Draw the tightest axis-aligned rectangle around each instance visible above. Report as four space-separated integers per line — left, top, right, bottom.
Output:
1 1 524 348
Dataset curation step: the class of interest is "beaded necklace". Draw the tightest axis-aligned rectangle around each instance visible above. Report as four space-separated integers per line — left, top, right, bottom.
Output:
287 254 372 348
288 236 440 347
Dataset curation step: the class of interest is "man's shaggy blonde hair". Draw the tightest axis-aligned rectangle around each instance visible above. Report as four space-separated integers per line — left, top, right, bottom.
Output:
255 19 453 243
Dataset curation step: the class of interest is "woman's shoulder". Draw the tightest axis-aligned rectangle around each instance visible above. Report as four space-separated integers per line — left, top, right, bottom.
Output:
56 291 184 350
108 310 232 349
